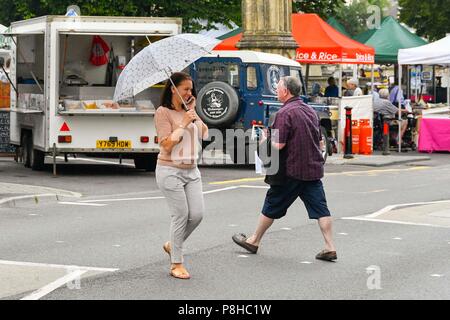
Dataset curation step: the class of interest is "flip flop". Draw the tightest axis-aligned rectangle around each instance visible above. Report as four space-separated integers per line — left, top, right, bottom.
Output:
232 233 258 254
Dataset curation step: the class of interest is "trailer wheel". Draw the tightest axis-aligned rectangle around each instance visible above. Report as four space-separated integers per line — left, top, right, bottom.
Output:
134 153 157 172
30 149 45 171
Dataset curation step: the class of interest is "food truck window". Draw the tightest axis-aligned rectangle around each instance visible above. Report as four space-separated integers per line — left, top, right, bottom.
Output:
16 34 45 111
247 66 258 90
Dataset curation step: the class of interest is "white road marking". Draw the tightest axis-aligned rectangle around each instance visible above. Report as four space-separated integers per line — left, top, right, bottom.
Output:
58 202 107 207
203 186 240 194
342 199 450 228
300 261 313 264
430 274 444 278
113 245 121 248
342 216 450 228
28 214 39 216
338 233 349 236
0 260 119 272
21 269 88 300
2 258 119 300
52 156 135 167
79 186 240 203
365 205 398 218
238 185 270 189
393 237 402 240
80 196 165 203
238 255 248 258
209 167 430 185
280 227 292 231
228 224 238 227
55 241 65 244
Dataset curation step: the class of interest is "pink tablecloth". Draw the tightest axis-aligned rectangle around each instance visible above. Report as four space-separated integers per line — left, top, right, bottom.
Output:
418 118 450 152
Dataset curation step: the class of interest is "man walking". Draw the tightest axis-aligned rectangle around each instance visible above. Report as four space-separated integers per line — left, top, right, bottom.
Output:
232 76 337 261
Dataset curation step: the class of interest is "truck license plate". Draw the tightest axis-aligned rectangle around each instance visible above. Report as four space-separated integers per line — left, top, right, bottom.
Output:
96 140 132 149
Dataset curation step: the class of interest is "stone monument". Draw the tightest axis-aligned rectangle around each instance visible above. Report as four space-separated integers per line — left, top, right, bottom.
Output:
237 0 298 59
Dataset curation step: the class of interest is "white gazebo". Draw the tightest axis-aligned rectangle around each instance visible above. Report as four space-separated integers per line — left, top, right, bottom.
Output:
397 34 450 151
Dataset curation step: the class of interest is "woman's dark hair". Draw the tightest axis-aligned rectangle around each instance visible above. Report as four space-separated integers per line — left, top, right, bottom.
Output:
160 72 196 109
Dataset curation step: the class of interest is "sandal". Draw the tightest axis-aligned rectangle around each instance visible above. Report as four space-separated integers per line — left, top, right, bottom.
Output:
170 265 190 280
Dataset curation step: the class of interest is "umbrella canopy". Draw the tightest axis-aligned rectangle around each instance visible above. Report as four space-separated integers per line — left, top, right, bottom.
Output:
214 13 374 65
398 35 450 65
354 16 427 64
114 33 220 102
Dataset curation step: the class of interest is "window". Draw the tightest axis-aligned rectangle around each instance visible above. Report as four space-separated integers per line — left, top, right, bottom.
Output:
197 62 240 88
247 66 257 90
290 68 301 81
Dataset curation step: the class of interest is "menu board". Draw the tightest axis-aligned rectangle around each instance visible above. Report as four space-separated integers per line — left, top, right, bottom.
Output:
0 111 16 153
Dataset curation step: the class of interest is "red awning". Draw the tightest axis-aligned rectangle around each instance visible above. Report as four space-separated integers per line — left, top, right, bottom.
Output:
214 13 375 65
215 33 242 51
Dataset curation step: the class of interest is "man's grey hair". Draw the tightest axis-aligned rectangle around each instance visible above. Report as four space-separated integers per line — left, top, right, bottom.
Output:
347 78 359 86
379 88 389 99
280 76 302 96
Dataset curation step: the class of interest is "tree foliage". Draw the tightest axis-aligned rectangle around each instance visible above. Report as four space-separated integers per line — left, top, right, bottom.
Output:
293 0 345 19
0 0 241 33
399 0 450 41
333 0 392 36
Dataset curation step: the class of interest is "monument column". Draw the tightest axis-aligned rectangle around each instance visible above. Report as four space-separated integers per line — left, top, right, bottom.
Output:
237 0 298 59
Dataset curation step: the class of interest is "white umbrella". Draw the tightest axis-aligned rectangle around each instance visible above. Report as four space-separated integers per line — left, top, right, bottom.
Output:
113 33 220 104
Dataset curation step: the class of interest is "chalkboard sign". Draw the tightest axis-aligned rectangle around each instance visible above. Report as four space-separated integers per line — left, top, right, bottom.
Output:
0 111 16 153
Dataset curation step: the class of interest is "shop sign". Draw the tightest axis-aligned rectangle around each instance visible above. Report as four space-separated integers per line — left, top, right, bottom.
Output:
356 53 374 63
296 50 339 62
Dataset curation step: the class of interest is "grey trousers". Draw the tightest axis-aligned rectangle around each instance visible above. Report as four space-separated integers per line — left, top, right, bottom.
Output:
155 165 204 263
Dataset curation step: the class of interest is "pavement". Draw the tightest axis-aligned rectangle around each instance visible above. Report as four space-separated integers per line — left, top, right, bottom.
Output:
0 150 434 208
0 181 81 208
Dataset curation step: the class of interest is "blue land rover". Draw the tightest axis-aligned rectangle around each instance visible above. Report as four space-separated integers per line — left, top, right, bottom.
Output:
190 50 332 163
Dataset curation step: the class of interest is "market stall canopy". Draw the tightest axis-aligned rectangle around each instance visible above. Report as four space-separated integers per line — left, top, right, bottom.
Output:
292 14 374 64
398 35 450 65
214 13 375 65
217 28 242 40
215 30 242 50
326 17 351 38
354 16 427 64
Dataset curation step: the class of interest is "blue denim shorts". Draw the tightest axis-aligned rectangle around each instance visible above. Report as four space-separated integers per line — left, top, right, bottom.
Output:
262 179 331 220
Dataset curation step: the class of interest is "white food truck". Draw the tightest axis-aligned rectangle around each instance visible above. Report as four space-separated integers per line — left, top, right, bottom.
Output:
5 15 182 173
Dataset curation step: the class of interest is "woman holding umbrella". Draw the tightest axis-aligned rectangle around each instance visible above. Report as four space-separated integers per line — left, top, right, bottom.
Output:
155 72 208 280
